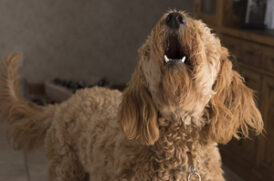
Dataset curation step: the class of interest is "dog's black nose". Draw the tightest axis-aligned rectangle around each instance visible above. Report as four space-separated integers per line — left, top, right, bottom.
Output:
166 12 185 29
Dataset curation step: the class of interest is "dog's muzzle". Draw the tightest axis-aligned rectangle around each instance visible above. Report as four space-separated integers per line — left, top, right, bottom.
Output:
163 12 190 66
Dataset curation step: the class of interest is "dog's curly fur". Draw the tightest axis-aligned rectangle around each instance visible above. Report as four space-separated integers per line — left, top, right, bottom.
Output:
0 11 263 181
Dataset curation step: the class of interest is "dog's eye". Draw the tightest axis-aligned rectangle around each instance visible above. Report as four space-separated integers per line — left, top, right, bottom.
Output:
144 48 150 58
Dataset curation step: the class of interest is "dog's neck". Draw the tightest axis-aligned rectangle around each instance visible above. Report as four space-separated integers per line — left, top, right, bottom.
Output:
150 115 208 174
154 115 206 151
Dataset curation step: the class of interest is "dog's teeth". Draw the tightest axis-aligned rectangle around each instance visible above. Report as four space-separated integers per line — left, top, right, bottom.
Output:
181 56 186 63
164 55 170 63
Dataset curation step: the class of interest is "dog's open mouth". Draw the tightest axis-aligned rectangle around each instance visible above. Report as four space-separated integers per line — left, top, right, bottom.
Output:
164 34 189 65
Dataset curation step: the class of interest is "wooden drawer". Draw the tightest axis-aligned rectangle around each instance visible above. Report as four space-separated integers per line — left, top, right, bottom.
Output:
263 47 274 74
239 67 263 94
220 35 240 55
237 41 263 68
221 35 267 70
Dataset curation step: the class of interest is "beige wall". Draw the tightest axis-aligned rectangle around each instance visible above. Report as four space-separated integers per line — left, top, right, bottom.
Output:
0 0 193 84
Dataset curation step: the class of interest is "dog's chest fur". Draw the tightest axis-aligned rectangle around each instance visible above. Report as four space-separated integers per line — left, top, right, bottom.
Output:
117 118 223 181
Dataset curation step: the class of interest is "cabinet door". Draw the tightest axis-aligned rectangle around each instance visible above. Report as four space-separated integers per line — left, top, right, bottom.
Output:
263 47 274 74
260 77 274 179
195 0 219 27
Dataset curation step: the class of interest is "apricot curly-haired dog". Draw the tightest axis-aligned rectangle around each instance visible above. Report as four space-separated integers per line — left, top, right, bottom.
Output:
0 11 263 181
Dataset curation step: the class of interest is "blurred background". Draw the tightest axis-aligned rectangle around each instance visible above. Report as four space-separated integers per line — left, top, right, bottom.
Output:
0 0 193 84
0 0 273 181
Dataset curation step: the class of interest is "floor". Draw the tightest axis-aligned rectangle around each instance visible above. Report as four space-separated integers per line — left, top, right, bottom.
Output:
0 124 244 181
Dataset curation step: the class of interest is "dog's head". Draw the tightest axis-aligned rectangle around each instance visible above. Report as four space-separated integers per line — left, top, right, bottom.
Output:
119 10 263 145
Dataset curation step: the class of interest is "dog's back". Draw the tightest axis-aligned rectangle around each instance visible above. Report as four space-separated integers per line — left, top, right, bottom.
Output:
0 52 126 180
45 87 124 180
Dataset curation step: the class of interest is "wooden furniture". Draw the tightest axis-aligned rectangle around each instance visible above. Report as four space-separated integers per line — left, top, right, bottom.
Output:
195 0 274 180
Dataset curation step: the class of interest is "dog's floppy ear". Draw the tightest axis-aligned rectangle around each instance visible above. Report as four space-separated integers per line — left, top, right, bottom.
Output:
208 48 263 144
119 64 159 145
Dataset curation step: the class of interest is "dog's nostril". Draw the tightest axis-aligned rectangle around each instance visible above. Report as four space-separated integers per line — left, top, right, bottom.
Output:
177 15 184 25
166 12 185 29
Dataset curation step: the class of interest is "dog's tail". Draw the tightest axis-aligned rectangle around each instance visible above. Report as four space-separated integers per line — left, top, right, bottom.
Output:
0 52 55 151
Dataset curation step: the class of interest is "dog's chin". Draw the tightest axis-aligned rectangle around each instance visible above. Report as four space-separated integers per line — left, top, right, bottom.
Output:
160 65 192 103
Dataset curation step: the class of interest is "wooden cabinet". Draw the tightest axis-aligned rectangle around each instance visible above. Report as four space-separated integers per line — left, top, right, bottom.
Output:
220 37 274 181
195 0 274 180
194 0 219 26
261 78 274 175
